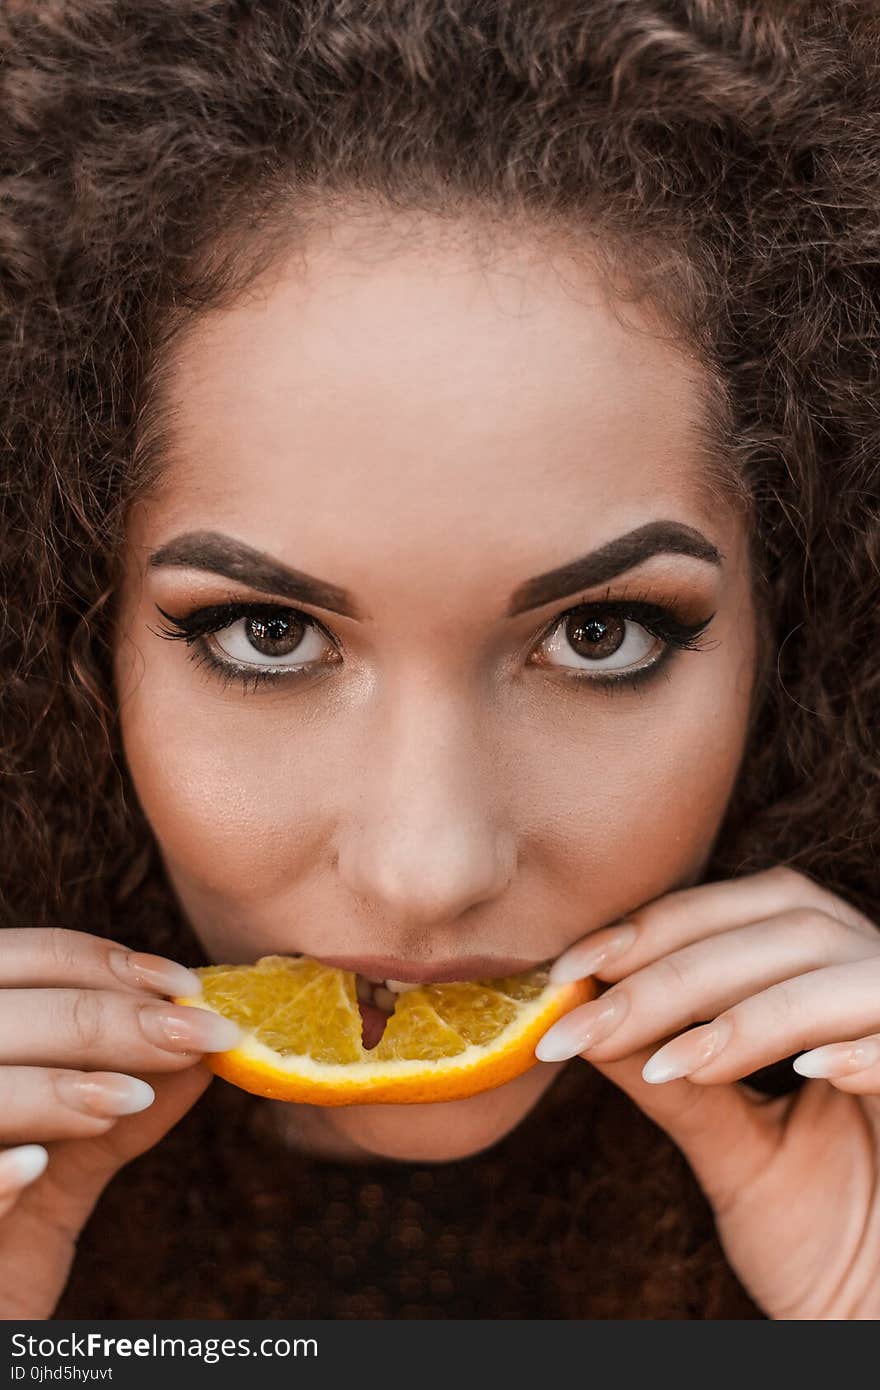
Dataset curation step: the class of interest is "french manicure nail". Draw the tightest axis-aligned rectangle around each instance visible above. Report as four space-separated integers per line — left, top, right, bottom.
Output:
642 1017 733 1084
792 1038 880 1079
109 948 203 998
549 924 639 984
139 1003 243 1053
535 992 629 1062
56 1072 156 1117
0 1145 49 1190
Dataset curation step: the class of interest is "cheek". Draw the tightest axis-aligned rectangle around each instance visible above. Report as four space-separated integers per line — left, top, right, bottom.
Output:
521 657 752 924
114 600 754 932
114 640 328 900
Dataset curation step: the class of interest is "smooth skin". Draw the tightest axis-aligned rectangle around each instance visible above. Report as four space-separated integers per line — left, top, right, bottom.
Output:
0 932 233 1318
114 215 758 1163
4 212 878 1317
543 866 880 1318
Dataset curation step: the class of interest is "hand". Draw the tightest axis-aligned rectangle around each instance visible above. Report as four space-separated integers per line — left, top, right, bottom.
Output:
0 928 243 1319
535 866 880 1320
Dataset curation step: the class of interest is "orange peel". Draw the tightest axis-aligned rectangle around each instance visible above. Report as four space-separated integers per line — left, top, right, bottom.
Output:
173 953 598 1105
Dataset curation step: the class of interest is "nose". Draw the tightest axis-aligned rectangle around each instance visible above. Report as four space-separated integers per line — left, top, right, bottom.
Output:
336 683 516 932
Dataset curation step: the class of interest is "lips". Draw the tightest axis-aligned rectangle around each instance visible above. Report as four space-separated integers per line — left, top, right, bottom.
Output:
310 953 547 984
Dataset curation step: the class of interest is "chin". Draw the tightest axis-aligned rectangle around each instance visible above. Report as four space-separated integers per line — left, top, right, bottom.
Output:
312 1058 570 1163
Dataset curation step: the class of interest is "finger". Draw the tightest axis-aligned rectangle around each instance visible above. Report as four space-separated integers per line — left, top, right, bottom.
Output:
550 865 878 985
0 1068 155 1142
792 1034 880 1093
0 1067 212 1318
635 956 880 1086
0 1145 49 1220
87 1061 215 1176
537 909 880 1064
0 927 203 999
0 988 243 1071
575 1045 786 1218
16 1064 215 1243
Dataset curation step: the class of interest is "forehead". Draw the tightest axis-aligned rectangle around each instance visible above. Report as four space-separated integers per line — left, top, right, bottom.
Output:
146 218 728 587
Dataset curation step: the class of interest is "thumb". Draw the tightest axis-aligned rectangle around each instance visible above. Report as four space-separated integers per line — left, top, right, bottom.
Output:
581 1045 783 1215
40 1061 215 1224
0 1064 213 1318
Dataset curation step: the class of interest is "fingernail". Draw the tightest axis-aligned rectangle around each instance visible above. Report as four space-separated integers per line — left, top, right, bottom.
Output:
139 1004 243 1053
549 924 638 984
109 948 203 998
56 1072 156 1117
0 1145 49 1190
792 1038 880 1079
535 992 629 1062
642 1017 733 1084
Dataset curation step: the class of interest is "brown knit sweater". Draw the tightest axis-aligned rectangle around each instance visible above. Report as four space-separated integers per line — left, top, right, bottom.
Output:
53 1052 766 1319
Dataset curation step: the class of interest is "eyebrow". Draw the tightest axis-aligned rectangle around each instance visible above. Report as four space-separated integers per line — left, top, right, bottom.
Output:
506 520 722 615
147 520 722 622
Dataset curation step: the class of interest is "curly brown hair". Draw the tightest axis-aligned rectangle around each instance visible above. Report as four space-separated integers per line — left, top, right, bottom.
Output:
1 0 879 1319
4 0 879 931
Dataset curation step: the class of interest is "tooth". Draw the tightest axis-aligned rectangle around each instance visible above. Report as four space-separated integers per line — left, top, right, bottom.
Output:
372 986 397 1013
384 978 422 993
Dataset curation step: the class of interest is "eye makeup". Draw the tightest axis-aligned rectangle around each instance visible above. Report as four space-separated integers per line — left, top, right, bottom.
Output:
528 591 716 695
150 601 341 695
150 589 717 698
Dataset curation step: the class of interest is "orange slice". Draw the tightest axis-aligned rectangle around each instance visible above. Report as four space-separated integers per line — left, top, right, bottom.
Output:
173 953 597 1106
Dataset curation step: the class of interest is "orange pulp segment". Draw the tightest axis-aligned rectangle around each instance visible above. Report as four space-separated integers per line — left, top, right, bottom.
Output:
173 953 598 1106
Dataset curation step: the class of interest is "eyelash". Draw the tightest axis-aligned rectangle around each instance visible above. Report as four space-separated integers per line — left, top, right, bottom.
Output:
151 602 340 697
534 594 716 694
150 594 716 698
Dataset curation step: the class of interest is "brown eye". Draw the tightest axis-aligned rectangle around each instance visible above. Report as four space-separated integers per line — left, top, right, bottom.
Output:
533 607 658 675
564 613 626 660
211 609 336 670
244 612 306 658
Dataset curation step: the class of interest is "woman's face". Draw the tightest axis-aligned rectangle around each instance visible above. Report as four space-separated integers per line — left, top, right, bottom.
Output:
114 215 757 1163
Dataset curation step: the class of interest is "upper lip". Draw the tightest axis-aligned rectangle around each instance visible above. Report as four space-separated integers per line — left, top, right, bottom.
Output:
309 953 548 984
